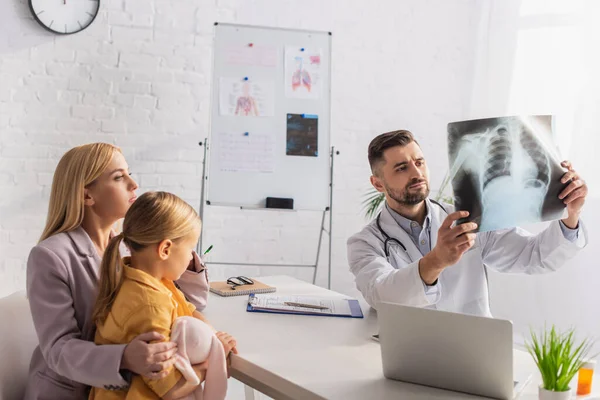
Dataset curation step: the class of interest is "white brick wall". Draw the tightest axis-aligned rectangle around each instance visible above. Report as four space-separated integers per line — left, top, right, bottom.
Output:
0 0 480 300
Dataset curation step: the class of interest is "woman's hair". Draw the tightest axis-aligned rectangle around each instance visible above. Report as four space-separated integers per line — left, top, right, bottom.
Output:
40 143 121 242
92 191 201 324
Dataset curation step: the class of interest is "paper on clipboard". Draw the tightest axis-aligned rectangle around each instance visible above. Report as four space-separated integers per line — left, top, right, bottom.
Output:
248 294 359 317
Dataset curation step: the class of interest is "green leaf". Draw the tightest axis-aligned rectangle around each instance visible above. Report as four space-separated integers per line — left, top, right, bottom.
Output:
361 188 385 220
525 324 597 392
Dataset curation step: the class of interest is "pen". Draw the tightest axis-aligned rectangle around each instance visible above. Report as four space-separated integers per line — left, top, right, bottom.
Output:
284 302 330 310
203 245 213 255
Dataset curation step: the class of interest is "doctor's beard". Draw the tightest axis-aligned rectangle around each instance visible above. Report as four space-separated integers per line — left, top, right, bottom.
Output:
384 178 430 206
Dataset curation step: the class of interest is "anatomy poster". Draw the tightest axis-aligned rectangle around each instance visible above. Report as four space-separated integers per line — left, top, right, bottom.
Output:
286 113 318 157
285 47 322 99
447 115 567 232
219 78 275 117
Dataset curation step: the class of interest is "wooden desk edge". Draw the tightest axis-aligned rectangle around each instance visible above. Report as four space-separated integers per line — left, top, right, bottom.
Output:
230 354 327 400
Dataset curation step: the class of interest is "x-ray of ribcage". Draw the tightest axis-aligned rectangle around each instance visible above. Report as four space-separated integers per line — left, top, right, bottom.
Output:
447 116 567 232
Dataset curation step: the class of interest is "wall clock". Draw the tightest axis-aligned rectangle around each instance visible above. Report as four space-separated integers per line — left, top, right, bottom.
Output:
29 0 100 35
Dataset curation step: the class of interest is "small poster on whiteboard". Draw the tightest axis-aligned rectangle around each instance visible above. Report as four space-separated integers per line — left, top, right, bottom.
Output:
224 44 278 67
219 78 275 117
218 132 275 173
285 47 322 99
286 113 318 157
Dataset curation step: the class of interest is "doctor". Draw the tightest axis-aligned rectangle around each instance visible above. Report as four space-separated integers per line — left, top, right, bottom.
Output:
347 130 588 317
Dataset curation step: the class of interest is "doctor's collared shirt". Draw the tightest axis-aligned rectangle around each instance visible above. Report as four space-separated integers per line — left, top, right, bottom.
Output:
386 202 441 301
385 201 581 303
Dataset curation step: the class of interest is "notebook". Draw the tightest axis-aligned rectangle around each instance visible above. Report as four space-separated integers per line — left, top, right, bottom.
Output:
247 294 364 318
209 279 276 297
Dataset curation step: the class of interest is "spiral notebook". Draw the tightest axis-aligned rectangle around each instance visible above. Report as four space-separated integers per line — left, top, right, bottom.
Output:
209 279 276 297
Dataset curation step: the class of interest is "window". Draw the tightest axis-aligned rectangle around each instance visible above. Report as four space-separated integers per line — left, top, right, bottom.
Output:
507 0 599 197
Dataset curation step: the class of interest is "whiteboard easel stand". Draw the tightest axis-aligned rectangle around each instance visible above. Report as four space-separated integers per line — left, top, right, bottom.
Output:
196 139 338 290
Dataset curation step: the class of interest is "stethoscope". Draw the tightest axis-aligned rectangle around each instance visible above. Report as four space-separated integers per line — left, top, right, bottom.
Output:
376 199 448 259
376 199 491 305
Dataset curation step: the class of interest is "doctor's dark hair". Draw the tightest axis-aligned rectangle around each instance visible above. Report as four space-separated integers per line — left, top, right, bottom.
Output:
92 191 201 324
368 130 418 176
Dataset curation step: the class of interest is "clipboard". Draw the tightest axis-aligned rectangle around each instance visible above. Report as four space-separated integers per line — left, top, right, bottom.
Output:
246 294 364 318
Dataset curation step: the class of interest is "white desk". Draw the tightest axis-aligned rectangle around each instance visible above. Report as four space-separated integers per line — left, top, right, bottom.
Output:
202 276 598 400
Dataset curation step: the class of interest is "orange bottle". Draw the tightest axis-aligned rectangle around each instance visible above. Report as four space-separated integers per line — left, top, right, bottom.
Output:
577 360 596 396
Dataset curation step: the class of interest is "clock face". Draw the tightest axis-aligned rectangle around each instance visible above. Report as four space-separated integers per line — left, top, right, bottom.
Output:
29 0 100 35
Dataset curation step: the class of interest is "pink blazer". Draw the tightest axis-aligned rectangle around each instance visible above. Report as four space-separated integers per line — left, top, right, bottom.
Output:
25 227 210 400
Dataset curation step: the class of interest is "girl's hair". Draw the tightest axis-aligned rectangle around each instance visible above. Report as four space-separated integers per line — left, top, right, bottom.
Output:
40 143 121 242
92 191 201 324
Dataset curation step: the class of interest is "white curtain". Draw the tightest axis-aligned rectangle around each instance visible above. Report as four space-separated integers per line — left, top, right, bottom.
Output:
470 0 600 344
471 0 600 197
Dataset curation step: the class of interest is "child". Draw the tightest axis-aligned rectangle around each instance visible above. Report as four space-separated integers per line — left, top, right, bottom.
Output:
89 191 230 400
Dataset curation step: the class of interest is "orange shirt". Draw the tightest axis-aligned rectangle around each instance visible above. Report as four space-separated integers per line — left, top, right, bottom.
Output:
89 260 196 400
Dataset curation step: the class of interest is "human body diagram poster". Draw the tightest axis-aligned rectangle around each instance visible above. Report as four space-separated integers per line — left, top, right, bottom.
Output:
219 78 275 117
447 115 567 232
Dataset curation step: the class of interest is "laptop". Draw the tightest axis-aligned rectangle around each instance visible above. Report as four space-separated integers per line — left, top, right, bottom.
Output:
377 302 531 400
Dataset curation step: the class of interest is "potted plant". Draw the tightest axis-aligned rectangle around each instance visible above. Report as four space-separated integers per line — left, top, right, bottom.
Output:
525 325 595 400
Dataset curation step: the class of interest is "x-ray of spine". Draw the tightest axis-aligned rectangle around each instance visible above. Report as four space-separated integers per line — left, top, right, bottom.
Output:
447 116 567 232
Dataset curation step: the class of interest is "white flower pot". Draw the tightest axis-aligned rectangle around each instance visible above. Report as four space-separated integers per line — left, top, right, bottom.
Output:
538 386 571 400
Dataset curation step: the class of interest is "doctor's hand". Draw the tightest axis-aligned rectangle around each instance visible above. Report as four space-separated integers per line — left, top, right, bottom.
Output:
559 160 587 229
418 211 477 285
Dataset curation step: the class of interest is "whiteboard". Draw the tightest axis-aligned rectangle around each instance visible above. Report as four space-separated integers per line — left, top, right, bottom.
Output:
206 23 332 211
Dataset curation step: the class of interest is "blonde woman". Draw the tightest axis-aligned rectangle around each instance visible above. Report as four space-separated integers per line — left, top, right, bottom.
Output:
89 191 228 399
25 144 235 399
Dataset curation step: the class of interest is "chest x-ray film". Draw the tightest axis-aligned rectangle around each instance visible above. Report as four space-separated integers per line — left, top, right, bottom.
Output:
447 115 567 232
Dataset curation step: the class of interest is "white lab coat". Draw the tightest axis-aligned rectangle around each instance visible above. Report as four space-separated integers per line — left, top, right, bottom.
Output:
347 200 588 317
